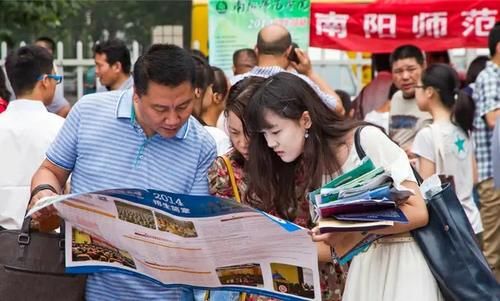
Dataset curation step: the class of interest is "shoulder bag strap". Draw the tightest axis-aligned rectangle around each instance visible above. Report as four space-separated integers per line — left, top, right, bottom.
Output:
354 125 367 160
354 125 423 185
220 155 241 203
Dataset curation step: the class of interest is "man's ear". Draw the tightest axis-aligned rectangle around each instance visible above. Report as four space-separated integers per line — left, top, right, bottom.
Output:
133 87 141 104
38 75 51 90
194 87 202 99
254 45 259 56
301 111 312 129
112 61 122 73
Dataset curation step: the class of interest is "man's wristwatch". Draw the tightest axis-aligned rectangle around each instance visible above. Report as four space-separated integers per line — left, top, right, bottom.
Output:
30 184 58 200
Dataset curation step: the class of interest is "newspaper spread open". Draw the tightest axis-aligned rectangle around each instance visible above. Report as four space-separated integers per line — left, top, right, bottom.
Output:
27 188 320 300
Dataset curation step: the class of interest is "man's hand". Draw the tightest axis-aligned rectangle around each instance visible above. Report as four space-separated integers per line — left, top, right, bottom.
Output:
290 48 313 77
29 189 59 231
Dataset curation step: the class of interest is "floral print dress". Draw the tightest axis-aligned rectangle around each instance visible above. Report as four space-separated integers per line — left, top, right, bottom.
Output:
208 149 346 301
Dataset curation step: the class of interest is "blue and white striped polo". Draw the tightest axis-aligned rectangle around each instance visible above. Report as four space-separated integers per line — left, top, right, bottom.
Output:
47 88 217 300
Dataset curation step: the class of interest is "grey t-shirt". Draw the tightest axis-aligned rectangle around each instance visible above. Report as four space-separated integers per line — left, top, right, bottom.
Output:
389 90 432 150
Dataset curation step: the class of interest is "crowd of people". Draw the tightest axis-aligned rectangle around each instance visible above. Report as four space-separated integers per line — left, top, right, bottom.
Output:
116 201 157 230
156 213 198 238
73 241 136 269
0 20 499 301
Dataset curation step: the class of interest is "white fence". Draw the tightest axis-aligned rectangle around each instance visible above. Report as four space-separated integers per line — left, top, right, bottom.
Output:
0 40 140 100
1 40 488 101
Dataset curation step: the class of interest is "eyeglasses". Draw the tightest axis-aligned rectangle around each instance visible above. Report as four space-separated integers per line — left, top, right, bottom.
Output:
37 74 63 84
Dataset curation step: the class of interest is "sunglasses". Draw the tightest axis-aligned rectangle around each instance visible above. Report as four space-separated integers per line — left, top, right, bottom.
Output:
37 74 63 84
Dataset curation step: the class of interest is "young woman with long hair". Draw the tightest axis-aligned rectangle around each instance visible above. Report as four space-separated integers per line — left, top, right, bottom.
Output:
244 72 443 301
208 76 347 301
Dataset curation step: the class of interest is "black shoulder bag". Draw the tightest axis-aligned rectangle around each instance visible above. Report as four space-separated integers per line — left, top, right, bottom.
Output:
0 218 86 301
355 126 500 301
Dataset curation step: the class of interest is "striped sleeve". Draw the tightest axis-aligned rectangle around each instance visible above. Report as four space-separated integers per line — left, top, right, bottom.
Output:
190 137 217 195
295 72 338 110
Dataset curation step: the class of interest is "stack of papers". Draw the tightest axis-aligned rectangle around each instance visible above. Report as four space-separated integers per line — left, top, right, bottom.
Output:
309 158 413 264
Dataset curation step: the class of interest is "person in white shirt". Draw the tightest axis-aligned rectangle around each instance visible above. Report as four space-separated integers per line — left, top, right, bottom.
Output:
192 55 231 155
412 64 483 235
0 45 65 229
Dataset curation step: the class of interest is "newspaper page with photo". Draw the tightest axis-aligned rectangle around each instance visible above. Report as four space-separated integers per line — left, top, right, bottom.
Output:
27 188 321 301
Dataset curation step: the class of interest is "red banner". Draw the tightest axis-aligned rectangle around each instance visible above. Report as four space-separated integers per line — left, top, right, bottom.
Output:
310 0 500 52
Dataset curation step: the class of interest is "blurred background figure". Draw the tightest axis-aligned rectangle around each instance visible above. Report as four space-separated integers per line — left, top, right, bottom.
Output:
352 53 392 120
34 36 71 117
232 48 257 76
0 68 10 113
94 39 133 92
364 83 398 133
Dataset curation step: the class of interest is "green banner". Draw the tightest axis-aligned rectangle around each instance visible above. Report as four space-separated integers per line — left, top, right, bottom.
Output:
208 0 311 73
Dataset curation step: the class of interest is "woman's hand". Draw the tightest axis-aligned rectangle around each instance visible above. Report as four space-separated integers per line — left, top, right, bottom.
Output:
309 227 350 247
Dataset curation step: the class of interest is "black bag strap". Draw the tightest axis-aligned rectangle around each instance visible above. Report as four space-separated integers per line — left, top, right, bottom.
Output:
354 125 423 185
354 126 367 160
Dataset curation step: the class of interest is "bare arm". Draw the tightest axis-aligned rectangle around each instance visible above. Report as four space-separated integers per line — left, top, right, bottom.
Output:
29 159 71 229
317 241 333 263
417 156 436 180
484 109 500 129
472 153 478 185
31 159 70 195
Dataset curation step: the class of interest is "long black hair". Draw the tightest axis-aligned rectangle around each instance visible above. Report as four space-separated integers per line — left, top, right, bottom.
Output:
225 76 266 167
0 68 11 101
422 64 475 136
245 72 364 219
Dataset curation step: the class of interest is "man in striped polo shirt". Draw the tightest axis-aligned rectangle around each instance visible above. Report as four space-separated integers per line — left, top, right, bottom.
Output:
29 44 217 300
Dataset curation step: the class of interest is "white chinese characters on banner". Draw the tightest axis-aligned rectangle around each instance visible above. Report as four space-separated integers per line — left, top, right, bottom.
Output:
364 14 397 38
315 12 349 38
461 8 498 37
412 12 448 38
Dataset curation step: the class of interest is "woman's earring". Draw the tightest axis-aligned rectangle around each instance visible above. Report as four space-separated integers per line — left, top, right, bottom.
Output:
305 129 309 139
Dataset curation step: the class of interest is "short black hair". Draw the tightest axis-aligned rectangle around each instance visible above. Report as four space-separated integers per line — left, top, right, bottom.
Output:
133 44 195 96
94 39 131 74
256 31 291 55
372 53 391 72
5 45 53 96
232 48 257 66
390 44 424 68
488 24 500 57
465 55 489 85
35 36 56 53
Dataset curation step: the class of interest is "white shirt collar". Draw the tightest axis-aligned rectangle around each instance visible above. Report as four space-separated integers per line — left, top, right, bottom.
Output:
5 99 48 113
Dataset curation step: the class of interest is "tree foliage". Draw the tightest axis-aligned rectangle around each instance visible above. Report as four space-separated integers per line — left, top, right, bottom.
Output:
0 0 89 45
0 0 192 56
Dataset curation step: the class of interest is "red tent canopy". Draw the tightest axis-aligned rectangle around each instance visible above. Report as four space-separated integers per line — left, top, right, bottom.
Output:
310 0 500 52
